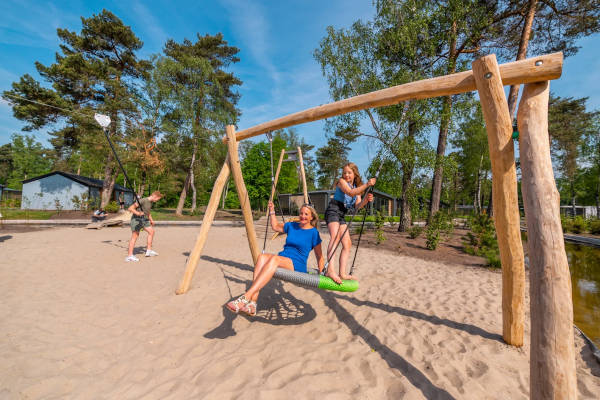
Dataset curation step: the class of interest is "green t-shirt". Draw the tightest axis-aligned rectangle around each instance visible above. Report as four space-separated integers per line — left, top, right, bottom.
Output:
138 197 152 217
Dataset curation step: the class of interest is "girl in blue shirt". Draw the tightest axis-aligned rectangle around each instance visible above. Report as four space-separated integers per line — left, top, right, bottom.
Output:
226 202 324 317
324 162 375 284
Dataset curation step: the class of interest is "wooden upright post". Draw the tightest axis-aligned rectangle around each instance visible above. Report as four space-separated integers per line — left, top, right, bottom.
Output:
518 81 577 399
226 125 260 264
473 55 525 347
297 147 309 204
176 157 230 294
270 148 286 201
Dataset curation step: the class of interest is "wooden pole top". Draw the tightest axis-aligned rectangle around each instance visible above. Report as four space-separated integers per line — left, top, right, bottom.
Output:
223 52 562 143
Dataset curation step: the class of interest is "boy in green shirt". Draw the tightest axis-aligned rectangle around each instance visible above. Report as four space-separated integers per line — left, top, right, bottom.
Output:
125 191 163 262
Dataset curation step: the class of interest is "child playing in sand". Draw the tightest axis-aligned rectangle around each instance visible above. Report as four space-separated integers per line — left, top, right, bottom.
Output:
226 202 324 317
125 191 163 262
324 162 375 283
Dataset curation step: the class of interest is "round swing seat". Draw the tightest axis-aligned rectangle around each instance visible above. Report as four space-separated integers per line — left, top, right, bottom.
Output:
274 268 359 292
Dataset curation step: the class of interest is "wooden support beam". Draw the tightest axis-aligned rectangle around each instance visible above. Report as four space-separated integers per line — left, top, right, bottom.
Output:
176 157 230 295
270 148 285 202
297 147 309 204
226 125 260 264
473 55 525 347
224 52 563 143
518 81 577 398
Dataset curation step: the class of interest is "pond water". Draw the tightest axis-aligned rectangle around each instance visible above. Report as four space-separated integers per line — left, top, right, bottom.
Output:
565 242 600 348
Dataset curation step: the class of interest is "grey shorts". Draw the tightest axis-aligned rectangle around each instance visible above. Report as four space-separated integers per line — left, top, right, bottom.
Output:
130 216 150 232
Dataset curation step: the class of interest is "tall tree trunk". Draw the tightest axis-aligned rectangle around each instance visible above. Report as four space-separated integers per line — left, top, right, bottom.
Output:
100 146 117 208
596 173 600 218
475 154 483 213
453 169 458 213
190 168 197 213
507 0 538 121
429 21 457 220
175 143 197 216
571 180 576 217
487 186 493 216
222 180 229 209
139 170 147 198
399 120 417 232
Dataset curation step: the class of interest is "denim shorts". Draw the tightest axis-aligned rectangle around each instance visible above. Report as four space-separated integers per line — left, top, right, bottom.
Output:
325 200 350 225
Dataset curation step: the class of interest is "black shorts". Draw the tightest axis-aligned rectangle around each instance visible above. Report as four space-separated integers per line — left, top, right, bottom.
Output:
325 200 352 225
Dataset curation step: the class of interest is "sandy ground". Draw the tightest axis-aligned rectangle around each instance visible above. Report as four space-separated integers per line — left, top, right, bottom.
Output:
0 225 599 399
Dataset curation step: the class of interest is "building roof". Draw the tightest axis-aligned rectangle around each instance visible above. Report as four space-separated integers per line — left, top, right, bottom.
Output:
22 171 133 192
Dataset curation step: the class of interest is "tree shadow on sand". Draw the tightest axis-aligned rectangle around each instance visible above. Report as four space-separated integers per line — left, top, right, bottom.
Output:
0 235 13 242
331 293 503 343
201 255 317 340
314 290 457 399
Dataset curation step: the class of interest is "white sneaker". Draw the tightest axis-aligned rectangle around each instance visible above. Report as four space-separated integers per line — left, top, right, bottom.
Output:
145 249 158 257
125 255 139 262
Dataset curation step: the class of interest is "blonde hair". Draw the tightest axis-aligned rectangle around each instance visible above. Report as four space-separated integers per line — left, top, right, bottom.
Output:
300 204 319 228
338 162 363 188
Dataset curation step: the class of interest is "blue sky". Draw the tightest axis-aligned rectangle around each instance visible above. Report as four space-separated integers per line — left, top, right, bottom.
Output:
1 0 599 174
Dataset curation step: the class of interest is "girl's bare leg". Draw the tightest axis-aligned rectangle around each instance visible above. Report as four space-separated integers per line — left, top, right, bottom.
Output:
326 222 342 284
338 228 356 280
245 255 293 302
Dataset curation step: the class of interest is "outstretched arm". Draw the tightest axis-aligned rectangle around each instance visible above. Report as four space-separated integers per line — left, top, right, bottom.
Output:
337 178 376 198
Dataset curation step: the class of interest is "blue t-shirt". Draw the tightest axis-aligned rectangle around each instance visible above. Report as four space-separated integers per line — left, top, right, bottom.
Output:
278 222 322 273
333 182 356 209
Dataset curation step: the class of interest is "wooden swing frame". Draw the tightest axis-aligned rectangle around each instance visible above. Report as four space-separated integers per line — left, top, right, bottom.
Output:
176 52 575 398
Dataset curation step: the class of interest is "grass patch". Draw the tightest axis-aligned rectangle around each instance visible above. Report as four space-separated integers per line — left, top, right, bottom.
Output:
0 208 56 220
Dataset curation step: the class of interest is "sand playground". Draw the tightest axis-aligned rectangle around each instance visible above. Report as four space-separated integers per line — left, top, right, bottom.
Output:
1 225 599 399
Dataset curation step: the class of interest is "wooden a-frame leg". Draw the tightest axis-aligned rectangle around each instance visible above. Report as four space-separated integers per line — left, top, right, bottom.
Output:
176 157 230 294
226 125 260 264
518 81 577 399
473 54 525 347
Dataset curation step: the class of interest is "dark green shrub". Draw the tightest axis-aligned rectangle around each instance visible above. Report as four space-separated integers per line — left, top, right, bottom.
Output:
561 216 573 233
425 212 453 250
589 219 600 235
374 211 386 244
571 216 587 234
105 201 120 213
408 225 424 239
462 213 500 268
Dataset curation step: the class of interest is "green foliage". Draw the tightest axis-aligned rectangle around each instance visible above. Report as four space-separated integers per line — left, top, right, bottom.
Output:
589 219 600 235
105 201 120 213
425 212 453 250
463 213 500 267
408 225 424 239
561 216 574 233
54 199 63 214
374 210 386 244
571 216 588 234
6 134 52 189
224 188 240 209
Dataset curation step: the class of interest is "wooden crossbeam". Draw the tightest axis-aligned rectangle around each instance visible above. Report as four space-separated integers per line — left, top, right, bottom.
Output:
224 52 562 143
